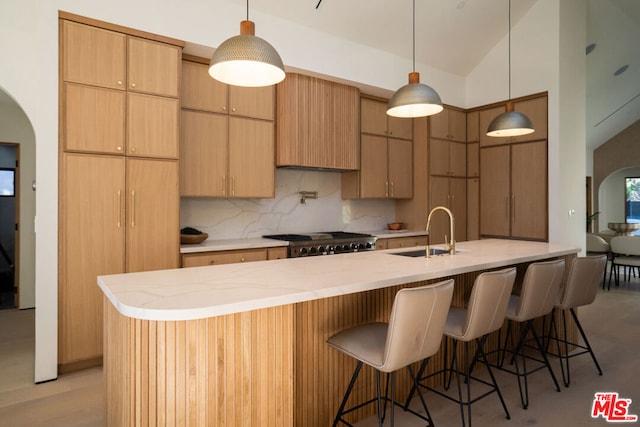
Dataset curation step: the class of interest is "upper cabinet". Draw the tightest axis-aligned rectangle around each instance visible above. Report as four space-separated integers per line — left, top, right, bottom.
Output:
179 58 275 198
479 95 548 147
277 73 360 170
429 107 466 142
361 98 413 140
181 59 274 120
61 19 180 158
342 97 413 199
61 20 180 98
61 20 126 90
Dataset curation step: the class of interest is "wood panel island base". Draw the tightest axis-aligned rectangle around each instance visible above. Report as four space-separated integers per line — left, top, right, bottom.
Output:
99 239 579 426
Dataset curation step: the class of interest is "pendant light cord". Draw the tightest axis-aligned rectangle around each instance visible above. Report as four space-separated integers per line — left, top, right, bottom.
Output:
508 0 512 99
412 0 416 72
246 0 249 20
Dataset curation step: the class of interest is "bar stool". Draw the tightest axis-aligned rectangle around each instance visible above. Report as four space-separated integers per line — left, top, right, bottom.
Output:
326 279 454 427
407 267 516 427
546 255 607 387
495 259 564 409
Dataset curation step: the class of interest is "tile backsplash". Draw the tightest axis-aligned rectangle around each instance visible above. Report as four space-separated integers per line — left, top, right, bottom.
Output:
180 169 396 240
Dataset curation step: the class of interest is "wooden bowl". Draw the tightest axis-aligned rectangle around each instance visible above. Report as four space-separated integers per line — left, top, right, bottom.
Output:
180 233 208 244
387 222 404 231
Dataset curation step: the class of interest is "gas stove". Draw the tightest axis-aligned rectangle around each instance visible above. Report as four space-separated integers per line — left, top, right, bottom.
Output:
263 231 377 258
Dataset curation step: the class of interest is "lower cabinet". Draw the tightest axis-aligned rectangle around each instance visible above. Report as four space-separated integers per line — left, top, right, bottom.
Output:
376 235 428 250
181 247 288 267
59 153 179 368
480 141 547 240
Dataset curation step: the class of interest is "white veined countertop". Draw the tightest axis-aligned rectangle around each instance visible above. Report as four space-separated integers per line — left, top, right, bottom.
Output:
99 239 579 321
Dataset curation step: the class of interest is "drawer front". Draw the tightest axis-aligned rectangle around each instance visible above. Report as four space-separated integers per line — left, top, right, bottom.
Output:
385 236 428 249
182 249 267 267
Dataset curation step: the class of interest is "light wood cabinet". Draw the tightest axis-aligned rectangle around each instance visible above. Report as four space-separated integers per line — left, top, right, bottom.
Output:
429 139 467 177
181 59 274 120
277 73 360 170
361 97 413 140
429 176 467 243
343 97 413 199
480 141 547 240
181 246 288 267
467 177 480 240
62 83 126 154
127 37 180 98
429 107 466 142
59 16 182 370
180 58 275 198
342 134 412 199
480 96 548 147
467 111 480 142
59 154 179 365
376 235 429 250
127 92 179 158
467 142 479 177
61 20 126 90
61 20 180 98
180 111 275 198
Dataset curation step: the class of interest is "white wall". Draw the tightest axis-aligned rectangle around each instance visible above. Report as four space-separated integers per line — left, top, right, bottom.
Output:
0 0 584 382
0 102 36 309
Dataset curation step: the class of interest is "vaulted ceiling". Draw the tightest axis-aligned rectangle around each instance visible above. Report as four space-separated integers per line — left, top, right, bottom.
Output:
226 0 640 151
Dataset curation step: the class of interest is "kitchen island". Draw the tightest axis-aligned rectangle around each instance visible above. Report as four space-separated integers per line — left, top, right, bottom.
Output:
99 239 579 426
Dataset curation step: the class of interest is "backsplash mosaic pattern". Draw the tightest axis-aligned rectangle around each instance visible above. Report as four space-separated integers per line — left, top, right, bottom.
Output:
180 169 396 240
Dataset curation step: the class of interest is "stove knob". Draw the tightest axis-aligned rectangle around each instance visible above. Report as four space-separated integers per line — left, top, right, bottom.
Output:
328 245 335 254
351 243 359 251
358 243 365 250
318 245 326 254
300 247 308 256
310 247 317 255
365 242 373 249
343 244 350 251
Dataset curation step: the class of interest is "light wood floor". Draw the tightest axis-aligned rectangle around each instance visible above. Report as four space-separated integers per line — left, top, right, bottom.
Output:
0 273 637 426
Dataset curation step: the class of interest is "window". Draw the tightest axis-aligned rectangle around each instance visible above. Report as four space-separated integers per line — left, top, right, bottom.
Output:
625 177 640 223
0 168 15 197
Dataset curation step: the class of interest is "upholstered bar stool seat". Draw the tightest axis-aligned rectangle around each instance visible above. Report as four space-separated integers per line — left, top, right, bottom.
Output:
497 259 565 409
407 267 516 427
546 255 607 387
327 279 454 427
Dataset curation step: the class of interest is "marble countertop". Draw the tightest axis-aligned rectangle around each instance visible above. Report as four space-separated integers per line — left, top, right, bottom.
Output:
99 239 578 322
179 230 428 254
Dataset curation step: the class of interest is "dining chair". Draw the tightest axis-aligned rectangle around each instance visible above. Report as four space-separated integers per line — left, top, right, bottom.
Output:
586 233 610 288
608 235 640 289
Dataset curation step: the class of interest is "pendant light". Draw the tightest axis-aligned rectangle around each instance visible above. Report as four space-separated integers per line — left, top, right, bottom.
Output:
387 0 443 118
486 0 534 137
209 0 285 87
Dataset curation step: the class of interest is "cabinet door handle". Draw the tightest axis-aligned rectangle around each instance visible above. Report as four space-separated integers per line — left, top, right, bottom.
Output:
231 107 236 112
222 175 226 196
130 82 136 88
512 194 516 222
131 190 136 228
117 190 122 228
505 195 509 221
385 181 389 198
231 176 236 196
222 106 227 111
390 181 394 197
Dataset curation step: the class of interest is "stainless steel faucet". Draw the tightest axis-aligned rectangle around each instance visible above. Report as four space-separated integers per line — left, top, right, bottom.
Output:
425 206 456 257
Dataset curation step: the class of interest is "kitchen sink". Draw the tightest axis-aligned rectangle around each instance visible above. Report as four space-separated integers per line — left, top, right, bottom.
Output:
390 248 456 257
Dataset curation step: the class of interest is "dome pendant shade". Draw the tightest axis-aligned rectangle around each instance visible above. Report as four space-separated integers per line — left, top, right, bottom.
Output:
387 72 443 118
209 20 285 87
486 101 534 137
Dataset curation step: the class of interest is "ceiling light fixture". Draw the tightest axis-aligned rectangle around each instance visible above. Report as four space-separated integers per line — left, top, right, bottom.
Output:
209 0 285 87
487 0 534 137
386 0 443 118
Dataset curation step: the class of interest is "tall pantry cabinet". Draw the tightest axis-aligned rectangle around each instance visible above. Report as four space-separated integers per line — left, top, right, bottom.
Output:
58 15 182 370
